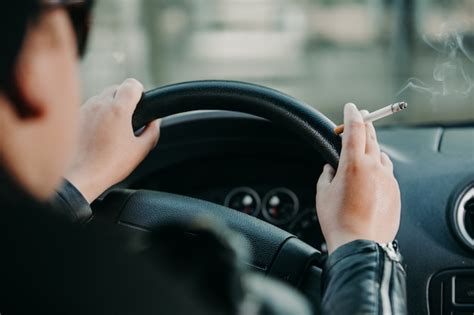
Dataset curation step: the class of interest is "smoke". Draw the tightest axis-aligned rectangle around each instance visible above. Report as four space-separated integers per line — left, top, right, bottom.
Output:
397 23 474 105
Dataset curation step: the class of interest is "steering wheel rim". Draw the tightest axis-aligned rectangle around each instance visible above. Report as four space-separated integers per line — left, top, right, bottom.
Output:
133 80 341 168
97 80 341 298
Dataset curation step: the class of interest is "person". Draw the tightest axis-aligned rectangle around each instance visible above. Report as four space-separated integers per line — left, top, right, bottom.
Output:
0 0 407 314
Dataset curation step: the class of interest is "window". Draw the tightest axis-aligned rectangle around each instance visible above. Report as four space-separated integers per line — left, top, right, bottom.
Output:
81 0 474 125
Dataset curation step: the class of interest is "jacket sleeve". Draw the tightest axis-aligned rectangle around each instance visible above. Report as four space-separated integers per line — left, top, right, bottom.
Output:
321 240 407 315
48 179 93 224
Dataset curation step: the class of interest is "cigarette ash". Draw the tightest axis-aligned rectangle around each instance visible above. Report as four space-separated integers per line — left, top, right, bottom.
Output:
397 23 474 108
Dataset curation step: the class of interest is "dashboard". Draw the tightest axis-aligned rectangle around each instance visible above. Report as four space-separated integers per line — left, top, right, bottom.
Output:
133 179 326 252
122 111 474 315
223 186 325 251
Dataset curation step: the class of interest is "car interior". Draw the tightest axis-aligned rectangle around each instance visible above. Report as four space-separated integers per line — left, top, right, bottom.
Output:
83 1 474 314
88 80 474 315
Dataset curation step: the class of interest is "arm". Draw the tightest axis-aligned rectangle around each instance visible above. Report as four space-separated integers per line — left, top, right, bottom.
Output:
316 103 407 314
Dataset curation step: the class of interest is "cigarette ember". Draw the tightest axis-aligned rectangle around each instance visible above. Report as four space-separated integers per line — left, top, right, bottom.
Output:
334 102 408 135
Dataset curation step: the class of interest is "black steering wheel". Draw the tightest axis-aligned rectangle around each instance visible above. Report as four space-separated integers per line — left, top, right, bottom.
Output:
95 80 342 293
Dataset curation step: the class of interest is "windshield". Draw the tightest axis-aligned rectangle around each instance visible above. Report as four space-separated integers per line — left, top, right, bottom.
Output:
81 0 474 126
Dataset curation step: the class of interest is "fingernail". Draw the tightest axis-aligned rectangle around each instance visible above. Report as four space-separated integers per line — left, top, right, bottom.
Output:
134 126 146 137
345 103 358 111
322 164 330 173
124 78 144 90
360 110 370 119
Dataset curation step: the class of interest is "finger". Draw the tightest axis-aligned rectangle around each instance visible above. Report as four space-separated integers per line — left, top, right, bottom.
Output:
380 152 393 171
340 103 366 160
317 164 336 191
100 85 120 100
114 78 144 112
360 109 380 156
364 120 380 156
136 119 161 152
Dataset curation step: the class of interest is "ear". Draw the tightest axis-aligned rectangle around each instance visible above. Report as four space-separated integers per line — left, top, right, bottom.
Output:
9 24 49 120
11 9 77 121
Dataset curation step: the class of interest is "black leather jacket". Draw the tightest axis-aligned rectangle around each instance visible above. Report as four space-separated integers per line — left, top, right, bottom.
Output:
322 240 407 315
0 171 407 314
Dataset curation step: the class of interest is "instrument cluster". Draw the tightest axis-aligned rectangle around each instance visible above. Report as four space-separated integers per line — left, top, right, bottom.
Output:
223 187 327 252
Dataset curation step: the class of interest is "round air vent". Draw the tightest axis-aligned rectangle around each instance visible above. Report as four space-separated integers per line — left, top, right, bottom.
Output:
452 183 474 251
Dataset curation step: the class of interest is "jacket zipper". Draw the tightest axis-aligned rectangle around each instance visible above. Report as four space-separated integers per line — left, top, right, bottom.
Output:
378 242 400 315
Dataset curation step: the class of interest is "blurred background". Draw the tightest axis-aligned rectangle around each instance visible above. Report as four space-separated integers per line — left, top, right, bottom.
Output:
81 0 474 126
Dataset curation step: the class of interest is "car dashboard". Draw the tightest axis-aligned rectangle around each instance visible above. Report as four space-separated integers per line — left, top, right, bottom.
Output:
119 111 474 315
133 157 326 251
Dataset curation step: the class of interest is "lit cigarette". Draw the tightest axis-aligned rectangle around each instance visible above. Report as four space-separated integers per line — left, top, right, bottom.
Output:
334 102 408 135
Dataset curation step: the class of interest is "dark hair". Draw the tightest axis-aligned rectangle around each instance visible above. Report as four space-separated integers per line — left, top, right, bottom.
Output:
0 1 40 111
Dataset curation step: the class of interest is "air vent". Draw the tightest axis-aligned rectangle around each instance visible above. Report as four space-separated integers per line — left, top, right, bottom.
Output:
453 185 474 251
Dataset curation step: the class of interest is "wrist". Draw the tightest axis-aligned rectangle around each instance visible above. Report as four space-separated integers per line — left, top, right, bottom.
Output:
326 233 365 255
65 171 104 204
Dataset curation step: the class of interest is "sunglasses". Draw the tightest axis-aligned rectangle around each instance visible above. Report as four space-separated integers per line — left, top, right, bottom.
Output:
41 0 94 57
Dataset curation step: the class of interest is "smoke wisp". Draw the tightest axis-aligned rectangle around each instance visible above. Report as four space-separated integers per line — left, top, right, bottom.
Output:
397 23 474 105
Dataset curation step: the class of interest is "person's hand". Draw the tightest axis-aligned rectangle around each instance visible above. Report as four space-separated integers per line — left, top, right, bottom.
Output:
66 79 160 203
316 103 401 254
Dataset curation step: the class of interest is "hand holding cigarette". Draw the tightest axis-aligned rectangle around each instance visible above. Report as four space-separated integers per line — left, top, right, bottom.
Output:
334 102 408 135
316 103 402 253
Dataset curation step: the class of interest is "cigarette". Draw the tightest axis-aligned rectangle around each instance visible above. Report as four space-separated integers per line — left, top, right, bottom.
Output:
334 102 408 135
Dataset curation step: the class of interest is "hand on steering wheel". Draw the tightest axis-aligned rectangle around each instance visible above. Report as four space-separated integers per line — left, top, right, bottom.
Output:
66 79 161 203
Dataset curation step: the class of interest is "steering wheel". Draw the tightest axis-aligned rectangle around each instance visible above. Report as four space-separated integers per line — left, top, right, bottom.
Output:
95 80 342 294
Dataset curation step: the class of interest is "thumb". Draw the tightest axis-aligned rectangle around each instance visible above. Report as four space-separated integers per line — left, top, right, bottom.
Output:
317 164 335 191
136 119 161 152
